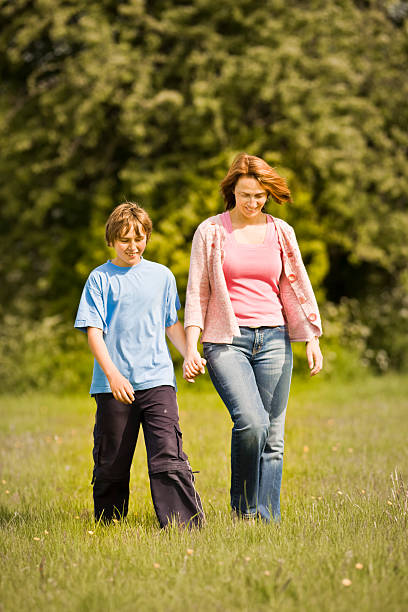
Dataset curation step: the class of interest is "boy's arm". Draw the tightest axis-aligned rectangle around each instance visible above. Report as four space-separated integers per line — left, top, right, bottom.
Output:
87 327 135 404
165 321 205 383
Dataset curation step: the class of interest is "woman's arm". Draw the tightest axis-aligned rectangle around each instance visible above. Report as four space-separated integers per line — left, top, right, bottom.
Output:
87 327 135 404
166 321 206 382
182 325 206 382
184 228 211 330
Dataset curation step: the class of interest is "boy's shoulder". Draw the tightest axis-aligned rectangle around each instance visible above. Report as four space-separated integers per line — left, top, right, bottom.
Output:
85 262 111 288
142 259 175 280
88 261 111 276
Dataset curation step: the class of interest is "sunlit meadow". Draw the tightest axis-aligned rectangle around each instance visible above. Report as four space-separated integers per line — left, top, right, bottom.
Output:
1 373 407 611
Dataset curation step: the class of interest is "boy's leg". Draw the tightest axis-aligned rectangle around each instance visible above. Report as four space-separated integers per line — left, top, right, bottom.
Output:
139 385 204 528
92 393 141 522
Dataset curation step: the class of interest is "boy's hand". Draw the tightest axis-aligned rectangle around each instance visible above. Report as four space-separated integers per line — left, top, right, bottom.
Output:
108 371 135 404
183 351 206 383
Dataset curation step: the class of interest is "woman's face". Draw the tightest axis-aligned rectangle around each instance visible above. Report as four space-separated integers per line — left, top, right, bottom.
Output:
232 175 268 219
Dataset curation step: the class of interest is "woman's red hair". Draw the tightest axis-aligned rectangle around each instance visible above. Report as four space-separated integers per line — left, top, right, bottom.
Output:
220 153 292 210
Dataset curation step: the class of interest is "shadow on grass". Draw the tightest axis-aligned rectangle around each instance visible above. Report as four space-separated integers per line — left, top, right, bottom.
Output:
0 503 169 531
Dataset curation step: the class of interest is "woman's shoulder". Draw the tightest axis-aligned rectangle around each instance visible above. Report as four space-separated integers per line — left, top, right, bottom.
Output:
195 214 225 235
268 215 295 235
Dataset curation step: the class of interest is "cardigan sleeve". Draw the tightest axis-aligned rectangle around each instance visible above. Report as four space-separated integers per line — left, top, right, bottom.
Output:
184 226 211 330
272 217 322 341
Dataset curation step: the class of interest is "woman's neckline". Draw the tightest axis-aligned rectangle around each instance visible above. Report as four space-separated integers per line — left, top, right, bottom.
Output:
224 211 271 246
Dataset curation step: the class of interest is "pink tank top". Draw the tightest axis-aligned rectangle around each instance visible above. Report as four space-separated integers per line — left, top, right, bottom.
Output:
221 211 285 327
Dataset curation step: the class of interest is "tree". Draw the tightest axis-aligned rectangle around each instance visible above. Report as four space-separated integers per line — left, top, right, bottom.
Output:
0 0 407 373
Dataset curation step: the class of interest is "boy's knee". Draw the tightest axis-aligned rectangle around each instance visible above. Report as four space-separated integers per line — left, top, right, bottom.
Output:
147 423 191 474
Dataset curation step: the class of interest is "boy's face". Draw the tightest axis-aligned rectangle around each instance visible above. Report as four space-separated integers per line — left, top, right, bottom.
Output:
111 224 147 267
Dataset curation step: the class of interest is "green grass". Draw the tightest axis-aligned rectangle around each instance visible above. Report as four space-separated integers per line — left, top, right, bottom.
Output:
1 374 407 611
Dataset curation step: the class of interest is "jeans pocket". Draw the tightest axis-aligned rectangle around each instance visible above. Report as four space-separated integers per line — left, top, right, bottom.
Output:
202 341 222 358
202 342 211 358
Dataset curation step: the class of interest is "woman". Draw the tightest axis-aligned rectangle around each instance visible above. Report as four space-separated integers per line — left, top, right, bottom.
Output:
183 153 323 522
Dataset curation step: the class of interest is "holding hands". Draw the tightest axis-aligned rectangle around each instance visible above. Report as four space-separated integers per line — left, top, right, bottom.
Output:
183 349 206 383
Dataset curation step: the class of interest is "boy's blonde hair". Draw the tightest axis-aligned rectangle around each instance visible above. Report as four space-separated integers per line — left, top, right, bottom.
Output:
105 202 153 246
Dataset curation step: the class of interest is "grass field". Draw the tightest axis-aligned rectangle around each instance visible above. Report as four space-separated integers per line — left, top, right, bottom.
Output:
0 373 407 611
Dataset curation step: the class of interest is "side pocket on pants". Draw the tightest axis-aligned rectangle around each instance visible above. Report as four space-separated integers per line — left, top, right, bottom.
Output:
174 425 188 461
91 433 103 484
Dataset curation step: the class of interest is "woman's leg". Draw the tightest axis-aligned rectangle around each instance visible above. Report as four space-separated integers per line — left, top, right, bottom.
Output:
203 329 270 517
251 326 293 521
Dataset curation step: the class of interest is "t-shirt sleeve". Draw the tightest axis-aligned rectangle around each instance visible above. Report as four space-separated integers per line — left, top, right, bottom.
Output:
74 273 107 334
165 272 181 328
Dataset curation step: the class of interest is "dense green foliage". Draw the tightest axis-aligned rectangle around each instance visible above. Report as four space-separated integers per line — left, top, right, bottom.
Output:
1 0 408 383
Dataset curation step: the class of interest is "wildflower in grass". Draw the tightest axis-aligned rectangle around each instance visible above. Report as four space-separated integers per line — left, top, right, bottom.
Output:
342 578 352 587
44 530 49 535
87 530 94 535
361 489 366 494
1 479 6 484
33 537 41 541
153 563 160 569
337 490 343 495
303 445 309 453
75 515 80 519
387 500 393 505
5 490 10 494
355 563 363 570
264 570 270 576
186 549 194 555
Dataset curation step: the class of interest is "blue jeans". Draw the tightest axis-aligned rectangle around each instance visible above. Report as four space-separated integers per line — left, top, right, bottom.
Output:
203 326 293 521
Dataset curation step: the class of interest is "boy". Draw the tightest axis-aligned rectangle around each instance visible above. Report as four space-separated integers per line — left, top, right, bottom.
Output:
74 202 205 527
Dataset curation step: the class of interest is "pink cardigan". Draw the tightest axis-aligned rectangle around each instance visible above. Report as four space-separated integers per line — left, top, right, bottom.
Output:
184 214 322 343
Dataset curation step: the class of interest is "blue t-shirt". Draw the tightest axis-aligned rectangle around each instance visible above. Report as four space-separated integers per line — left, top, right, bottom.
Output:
74 258 181 394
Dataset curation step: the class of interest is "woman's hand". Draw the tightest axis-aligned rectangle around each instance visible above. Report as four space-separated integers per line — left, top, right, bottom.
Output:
183 349 206 383
306 337 323 376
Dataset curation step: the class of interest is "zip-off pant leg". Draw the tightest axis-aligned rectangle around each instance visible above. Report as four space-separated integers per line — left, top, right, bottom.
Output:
140 385 204 528
92 387 204 527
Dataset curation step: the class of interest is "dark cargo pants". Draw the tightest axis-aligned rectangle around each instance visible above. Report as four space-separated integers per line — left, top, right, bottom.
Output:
92 385 204 528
